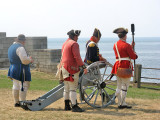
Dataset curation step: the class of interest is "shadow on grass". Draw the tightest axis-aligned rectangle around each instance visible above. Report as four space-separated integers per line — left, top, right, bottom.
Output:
131 108 160 113
43 108 64 111
34 102 160 117
41 105 136 116
84 105 136 116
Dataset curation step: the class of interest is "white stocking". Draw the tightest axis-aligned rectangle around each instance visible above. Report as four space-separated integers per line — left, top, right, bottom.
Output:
12 89 19 104
70 91 77 105
20 91 27 101
121 90 127 106
64 91 69 100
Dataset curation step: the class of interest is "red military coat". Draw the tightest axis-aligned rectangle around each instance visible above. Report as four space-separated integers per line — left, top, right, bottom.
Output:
111 40 138 74
61 38 84 81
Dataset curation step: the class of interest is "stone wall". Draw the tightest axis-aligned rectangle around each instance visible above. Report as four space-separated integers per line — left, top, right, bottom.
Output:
0 32 61 74
0 32 9 68
31 49 61 73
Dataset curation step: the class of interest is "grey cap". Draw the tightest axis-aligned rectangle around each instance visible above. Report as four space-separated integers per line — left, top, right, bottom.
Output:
16 34 26 41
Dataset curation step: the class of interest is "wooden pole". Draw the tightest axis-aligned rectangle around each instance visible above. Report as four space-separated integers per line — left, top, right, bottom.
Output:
131 24 137 84
131 24 135 66
134 64 142 88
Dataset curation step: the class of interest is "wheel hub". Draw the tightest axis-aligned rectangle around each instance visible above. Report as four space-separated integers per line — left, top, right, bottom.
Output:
100 82 106 89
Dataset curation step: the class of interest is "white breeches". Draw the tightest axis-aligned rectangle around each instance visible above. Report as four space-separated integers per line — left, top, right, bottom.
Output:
12 79 30 91
63 73 79 105
115 76 130 106
12 79 30 103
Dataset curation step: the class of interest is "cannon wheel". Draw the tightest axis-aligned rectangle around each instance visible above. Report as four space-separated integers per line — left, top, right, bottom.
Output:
79 61 116 108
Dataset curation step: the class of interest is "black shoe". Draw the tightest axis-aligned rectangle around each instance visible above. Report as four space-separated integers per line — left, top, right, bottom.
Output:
102 92 105 102
118 105 132 109
15 103 20 107
118 105 125 109
124 105 132 109
72 104 85 112
64 100 71 111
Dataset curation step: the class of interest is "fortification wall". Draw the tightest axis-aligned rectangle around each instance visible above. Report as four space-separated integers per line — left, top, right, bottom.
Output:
0 32 61 74
30 49 61 73
0 32 9 67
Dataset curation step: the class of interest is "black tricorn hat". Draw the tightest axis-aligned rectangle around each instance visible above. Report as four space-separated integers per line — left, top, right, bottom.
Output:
93 28 101 39
113 27 128 34
67 30 81 36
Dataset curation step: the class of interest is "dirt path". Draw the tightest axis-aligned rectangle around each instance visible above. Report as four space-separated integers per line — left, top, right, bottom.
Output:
0 89 160 120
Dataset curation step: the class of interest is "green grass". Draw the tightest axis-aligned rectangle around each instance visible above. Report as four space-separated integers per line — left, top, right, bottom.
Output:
30 73 59 91
0 70 160 99
0 70 59 91
127 86 160 99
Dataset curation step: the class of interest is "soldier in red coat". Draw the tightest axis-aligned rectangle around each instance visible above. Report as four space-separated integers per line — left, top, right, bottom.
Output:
61 30 87 112
111 28 138 109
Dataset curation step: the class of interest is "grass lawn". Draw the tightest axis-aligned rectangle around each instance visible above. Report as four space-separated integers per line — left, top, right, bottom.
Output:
0 69 160 99
0 70 59 91
0 70 160 120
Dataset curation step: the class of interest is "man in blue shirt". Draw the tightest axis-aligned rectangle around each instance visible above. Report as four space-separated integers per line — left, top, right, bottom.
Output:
8 34 33 107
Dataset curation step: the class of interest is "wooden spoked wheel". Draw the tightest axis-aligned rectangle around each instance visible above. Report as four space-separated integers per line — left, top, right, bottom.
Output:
79 61 116 108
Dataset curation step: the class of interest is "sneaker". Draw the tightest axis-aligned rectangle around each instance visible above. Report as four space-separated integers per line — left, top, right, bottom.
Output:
14 103 20 107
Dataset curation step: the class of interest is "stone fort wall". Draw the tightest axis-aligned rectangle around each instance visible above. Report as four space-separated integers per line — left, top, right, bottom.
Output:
0 32 61 73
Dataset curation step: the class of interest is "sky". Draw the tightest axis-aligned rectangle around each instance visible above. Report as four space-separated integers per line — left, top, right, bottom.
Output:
0 0 160 38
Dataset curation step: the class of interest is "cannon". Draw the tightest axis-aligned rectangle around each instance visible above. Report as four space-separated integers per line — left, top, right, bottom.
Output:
20 61 116 111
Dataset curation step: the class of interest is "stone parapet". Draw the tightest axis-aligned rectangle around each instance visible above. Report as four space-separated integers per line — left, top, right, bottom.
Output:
0 32 61 74
30 49 61 73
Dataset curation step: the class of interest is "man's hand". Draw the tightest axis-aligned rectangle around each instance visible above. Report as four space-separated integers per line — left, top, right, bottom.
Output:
59 80 64 84
83 68 88 74
100 55 107 62
30 56 34 63
131 41 135 49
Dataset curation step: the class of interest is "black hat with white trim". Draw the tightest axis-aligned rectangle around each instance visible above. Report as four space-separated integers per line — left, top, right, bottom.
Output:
67 30 81 36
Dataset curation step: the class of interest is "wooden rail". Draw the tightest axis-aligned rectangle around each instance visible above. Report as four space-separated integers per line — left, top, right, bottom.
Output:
141 77 160 80
142 67 160 70
133 64 160 90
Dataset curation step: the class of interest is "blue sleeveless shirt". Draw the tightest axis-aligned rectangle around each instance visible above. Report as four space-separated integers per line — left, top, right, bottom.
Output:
8 43 31 81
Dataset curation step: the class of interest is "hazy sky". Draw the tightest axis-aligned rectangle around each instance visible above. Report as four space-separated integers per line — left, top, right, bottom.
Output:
0 0 160 38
